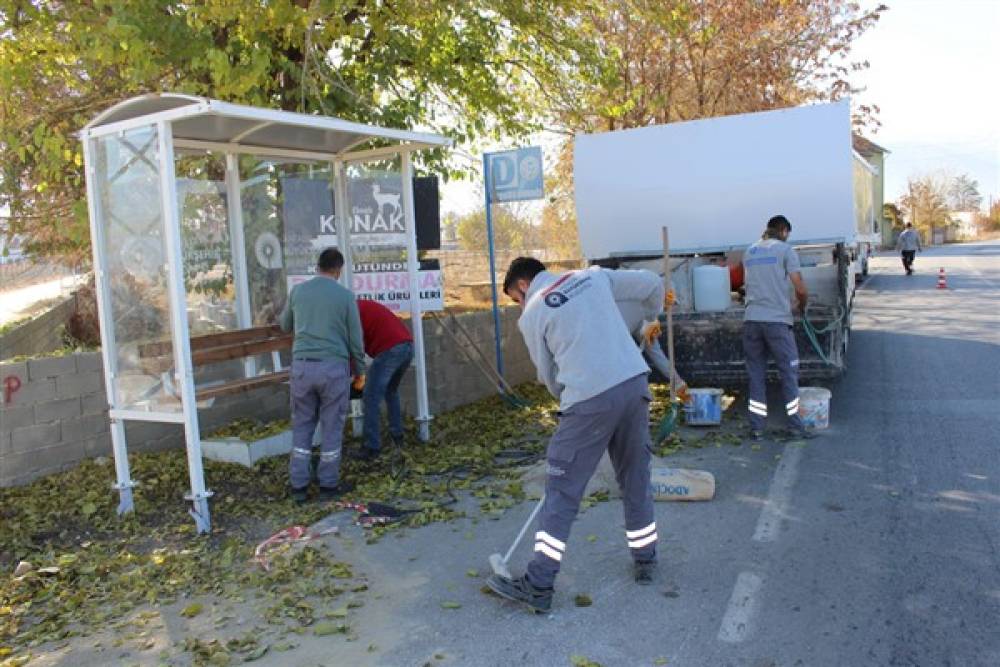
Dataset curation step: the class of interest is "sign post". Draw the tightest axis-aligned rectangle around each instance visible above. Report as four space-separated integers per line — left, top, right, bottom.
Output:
482 146 544 381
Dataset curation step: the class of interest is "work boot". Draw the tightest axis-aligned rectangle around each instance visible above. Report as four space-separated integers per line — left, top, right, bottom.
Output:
318 481 355 502
486 574 553 614
290 486 309 505
634 560 657 585
748 429 764 442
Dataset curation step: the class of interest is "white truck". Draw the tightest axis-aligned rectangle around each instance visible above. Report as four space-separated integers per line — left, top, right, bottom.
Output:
573 100 879 382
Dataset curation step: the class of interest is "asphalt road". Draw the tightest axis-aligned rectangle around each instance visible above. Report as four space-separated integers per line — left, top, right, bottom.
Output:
316 241 997 667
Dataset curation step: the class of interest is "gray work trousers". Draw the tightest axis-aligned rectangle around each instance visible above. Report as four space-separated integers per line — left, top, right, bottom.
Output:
526 374 658 589
742 321 805 432
289 358 350 489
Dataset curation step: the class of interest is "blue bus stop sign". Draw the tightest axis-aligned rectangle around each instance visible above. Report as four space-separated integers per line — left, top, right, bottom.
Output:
486 147 544 203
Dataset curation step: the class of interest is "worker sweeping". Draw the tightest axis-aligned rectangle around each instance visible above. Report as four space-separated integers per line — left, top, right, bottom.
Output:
486 257 661 613
742 215 815 442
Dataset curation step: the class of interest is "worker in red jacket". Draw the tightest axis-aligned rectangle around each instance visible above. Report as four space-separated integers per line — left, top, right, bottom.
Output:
355 299 414 461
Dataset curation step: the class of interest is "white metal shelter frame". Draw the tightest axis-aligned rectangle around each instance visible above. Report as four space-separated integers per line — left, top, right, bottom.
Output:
80 94 450 532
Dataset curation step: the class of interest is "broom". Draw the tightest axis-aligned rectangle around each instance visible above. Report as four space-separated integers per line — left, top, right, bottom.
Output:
655 226 681 443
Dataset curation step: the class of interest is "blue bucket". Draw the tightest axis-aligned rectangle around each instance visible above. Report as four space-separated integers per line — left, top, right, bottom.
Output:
683 388 723 426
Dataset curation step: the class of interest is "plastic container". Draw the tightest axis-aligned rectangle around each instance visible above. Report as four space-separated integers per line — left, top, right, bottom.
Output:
693 265 732 312
683 388 724 425
798 387 831 429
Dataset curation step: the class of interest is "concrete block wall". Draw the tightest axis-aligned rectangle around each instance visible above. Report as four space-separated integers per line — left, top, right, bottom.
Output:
0 306 536 487
0 352 290 487
0 294 78 361
401 306 535 414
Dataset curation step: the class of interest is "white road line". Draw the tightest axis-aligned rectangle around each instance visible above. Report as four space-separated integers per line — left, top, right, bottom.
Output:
717 572 764 643
752 443 805 542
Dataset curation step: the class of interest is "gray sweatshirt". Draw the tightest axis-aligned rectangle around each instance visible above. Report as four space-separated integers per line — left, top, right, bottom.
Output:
517 267 660 410
897 228 922 252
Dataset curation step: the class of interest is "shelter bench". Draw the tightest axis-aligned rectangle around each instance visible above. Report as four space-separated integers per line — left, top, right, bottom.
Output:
137 325 291 401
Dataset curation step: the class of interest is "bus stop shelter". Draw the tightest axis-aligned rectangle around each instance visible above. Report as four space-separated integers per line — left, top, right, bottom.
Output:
80 94 450 532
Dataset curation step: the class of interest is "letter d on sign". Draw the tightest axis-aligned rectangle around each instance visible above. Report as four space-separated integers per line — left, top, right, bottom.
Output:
490 155 517 190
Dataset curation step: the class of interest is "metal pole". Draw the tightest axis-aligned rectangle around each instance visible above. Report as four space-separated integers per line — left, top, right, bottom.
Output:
225 153 255 377
333 160 353 288
81 133 135 516
401 151 432 441
482 153 505 378
157 121 213 533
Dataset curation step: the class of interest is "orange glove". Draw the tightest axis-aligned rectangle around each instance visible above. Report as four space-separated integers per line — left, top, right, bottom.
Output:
641 320 662 347
676 383 690 403
664 289 677 309
352 375 366 392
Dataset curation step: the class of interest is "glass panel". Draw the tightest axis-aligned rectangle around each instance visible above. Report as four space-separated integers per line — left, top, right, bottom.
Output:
176 153 236 335
93 124 180 412
239 158 333 321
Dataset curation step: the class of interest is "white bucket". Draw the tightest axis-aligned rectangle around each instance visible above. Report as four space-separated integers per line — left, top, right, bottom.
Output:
798 387 831 429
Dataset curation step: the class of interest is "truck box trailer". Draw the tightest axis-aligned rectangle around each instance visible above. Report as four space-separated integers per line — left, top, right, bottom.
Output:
573 100 878 382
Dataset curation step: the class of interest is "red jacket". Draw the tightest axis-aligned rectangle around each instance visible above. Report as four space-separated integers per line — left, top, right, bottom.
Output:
356 299 413 357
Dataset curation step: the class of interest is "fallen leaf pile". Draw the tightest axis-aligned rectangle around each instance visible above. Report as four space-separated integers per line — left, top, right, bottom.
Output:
1 380 733 664
0 383 562 663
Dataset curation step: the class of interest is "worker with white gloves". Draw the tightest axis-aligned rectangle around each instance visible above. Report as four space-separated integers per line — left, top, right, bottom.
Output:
486 258 661 613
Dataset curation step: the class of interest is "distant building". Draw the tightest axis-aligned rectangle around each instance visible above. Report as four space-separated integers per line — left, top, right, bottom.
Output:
852 134 892 248
949 211 978 240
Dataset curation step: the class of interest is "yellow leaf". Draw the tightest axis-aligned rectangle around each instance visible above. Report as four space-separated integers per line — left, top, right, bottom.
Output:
179 602 203 618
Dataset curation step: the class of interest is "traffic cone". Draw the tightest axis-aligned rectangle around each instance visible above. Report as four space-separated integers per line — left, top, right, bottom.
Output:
937 268 947 289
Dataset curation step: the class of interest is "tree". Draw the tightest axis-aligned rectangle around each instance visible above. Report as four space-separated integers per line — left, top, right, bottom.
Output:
883 203 904 230
948 174 983 212
899 174 950 239
454 204 536 252
561 1 886 134
1 0 604 261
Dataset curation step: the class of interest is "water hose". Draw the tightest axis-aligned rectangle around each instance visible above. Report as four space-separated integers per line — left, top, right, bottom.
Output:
801 304 845 366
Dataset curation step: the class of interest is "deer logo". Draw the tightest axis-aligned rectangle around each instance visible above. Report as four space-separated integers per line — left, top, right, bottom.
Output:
372 183 401 217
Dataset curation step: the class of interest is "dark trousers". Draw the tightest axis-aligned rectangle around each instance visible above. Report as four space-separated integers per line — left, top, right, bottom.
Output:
743 321 805 432
901 250 916 273
289 359 350 489
526 374 657 589
363 341 414 452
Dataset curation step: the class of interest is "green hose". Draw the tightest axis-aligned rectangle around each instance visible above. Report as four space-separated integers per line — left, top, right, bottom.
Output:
801 304 845 366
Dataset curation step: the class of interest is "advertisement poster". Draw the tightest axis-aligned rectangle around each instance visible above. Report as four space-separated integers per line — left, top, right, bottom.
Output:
281 176 443 311
287 259 443 313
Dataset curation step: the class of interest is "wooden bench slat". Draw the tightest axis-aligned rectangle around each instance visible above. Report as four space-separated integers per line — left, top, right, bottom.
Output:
191 334 291 366
195 370 289 401
139 325 283 359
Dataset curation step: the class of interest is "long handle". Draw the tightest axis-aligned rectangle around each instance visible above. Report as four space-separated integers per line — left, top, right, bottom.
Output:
662 227 677 404
430 311 506 393
447 311 519 395
504 494 545 562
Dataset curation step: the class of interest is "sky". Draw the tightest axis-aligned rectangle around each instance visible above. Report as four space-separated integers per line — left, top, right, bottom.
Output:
443 0 1000 216
850 0 1000 209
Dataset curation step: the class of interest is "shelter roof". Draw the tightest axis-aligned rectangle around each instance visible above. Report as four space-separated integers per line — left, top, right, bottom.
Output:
82 93 450 157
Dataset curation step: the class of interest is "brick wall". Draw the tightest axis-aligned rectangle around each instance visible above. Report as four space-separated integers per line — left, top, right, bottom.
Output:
0 294 78 361
0 307 538 487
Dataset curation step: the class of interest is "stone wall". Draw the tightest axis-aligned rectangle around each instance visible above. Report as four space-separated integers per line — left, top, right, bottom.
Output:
0 294 78 361
0 307 537 487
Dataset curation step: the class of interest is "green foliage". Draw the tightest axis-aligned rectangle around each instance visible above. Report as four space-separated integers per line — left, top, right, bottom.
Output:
0 382 564 659
1 0 604 261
